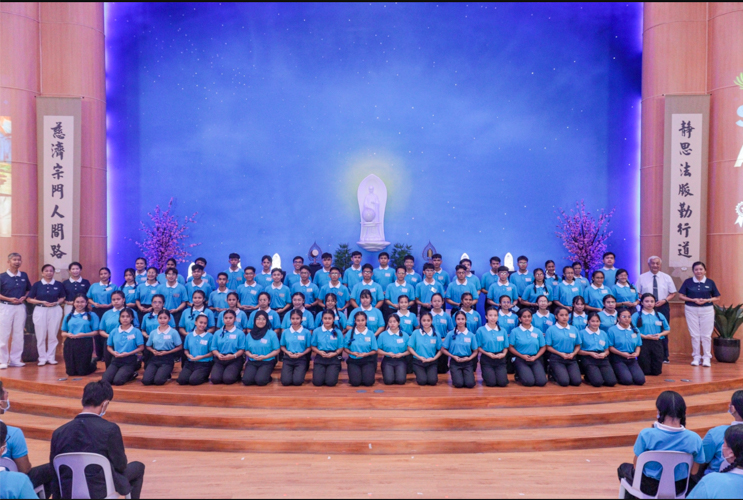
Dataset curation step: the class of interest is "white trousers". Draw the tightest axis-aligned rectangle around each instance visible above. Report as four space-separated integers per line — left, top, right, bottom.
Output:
63 304 74 316
32 305 63 363
685 305 715 361
0 303 27 365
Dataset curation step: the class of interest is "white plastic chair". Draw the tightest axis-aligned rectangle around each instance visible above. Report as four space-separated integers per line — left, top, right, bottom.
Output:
0 457 47 499
53 452 131 499
618 451 693 499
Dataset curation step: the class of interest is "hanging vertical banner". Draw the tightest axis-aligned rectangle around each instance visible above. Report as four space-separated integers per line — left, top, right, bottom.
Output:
37 98 81 274
662 95 709 282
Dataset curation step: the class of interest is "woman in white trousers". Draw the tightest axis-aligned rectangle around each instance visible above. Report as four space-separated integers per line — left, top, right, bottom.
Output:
26 265 66 366
678 262 721 367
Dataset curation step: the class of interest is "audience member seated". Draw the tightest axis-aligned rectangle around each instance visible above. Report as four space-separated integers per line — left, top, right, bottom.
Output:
617 391 706 499
688 425 743 499
0 422 37 500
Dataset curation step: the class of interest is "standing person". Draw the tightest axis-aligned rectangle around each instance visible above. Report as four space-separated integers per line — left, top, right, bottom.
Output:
583 271 611 312
476 308 510 388
459 258 481 302
98 291 141 367
209 310 246 385
578 313 617 387
508 309 547 387
521 268 552 310
216 292 249 331
313 253 334 289
601 252 619 286
509 256 534 298
156 268 188 326
208 273 232 313
290 266 322 311
242 310 280 386
60 294 99 376
407 311 442 386
446 265 479 313
480 257 502 298
185 264 213 304
319 267 351 313
27 264 66 366
265 268 292 319
280 309 312 386
635 256 677 364
177 314 214 386
612 269 640 310
442 310 479 389
348 290 385 336
187 257 217 290
607 309 646 386
247 292 282 333
284 256 304 288
237 266 263 314
572 262 590 291
403 255 422 289
531 296 555 333
395 296 418 335
344 311 378 387
569 296 589 331
0 254 32 368
597 295 619 332
678 261 721 368
553 266 581 312
634 294 670 376
49 380 146 499
544 307 582 387
223 253 244 290
87 267 118 320
545 260 561 293
342 251 364 291
486 266 518 309
349 264 384 310
102 308 144 386
133 257 148 285
62 261 90 316
257 255 274 288
373 252 395 290
376 314 409 385
311 310 345 387
431 253 451 289
280 293 315 332
134 267 160 324
156 259 185 285
416 263 444 315
121 269 138 309
142 310 181 386
385 266 415 316
314 293 348 333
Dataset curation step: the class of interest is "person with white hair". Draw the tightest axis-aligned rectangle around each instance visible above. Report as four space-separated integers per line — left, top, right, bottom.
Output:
634 256 676 364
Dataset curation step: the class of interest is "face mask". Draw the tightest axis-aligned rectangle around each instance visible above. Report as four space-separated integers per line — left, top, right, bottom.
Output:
99 402 108 418
0 399 9 413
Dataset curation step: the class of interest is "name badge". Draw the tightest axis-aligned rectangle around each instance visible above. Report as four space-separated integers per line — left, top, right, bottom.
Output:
279 293 285 298
250 290 256 295
128 290 135 294
396 338 404 344
365 337 371 342
402 288 408 293
546 321 553 326
200 339 209 345
572 287 578 292
601 290 608 295
464 337 471 343
127 334 135 340
599 340 606 346
229 334 237 340
507 319 515 324
404 320 412 325
369 317 377 323
569 333 576 338
440 319 447 324
174 293 180 298
385 273 391 277
431 287 437 292
655 321 663 326
497 336 504 341
151 290 156 294
298 335 305 340
525 278 532 282
164 335 172 340
260 338 268 344
105 287 112 291
430 339 437 344
307 288 312 293
631 334 637 339
530 333 538 338
506 287 512 291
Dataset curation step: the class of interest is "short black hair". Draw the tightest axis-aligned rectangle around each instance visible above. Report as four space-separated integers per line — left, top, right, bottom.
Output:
497 266 510 273
261 255 272 263
351 251 362 257
603 252 615 259
244 266 256 273
490 256 500 263
379 252 389 259
455 264 467 272
300 265 311 273
69 261 83 270
195 257 207 265
423 263 434 271
82 380 114 408
229 253 241 260
217 272 228 279
166 268 179 275
191 264 204 272
396 265 406 273
517 255 528 262
362 263 374 272
403 255 415 262
134 258 146 265
293 256 304 263
431 253 442 260
322 253 332 260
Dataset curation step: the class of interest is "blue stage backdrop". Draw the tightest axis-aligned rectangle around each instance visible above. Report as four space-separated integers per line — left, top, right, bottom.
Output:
105 3 641 281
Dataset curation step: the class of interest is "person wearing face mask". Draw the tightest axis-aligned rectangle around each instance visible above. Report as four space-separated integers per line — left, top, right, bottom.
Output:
44 380 146 499
688 425 743 499
698 391 743 478
617 391 705 498
0 422 36 500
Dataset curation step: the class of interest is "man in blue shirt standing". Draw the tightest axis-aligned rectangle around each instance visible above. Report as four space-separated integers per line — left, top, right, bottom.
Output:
0 253 31 369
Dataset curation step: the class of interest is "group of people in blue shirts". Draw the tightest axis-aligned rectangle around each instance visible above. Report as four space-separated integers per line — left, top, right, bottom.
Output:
42 248 682 390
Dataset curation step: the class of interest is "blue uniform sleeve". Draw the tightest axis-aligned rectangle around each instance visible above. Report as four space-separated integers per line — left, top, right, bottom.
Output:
280 332 288 347
237 332 246 350
86 285 95 299
135 329 145 346
685 480 708 500
633 430 648 458
693 435 706 464
208 334 219 352
7 427 28 459
90 314 100 331
146 335 154 347
710 280 721 298
370 334 378 350
470 334 479 350
107 333 115 347
442 333 452 350
678 279 690 296
701 428 720 468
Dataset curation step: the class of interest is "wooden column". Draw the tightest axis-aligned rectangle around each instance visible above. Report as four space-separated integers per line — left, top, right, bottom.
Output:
0 3 40 280
39 3 106 282
707 3 743 305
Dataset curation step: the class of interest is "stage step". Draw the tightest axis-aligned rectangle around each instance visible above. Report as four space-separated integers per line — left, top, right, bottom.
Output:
0 411 732 454
6 388 735 432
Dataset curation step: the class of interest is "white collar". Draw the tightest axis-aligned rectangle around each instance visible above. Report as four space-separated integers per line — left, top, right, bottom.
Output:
378 266 389 271
191 280 205 287
423 278 436 285
289 326 303 334
398 311 410 317
157 325 172 333
146 281 159 287
166 282 178 289
489 269 498 276
228 267 240 273
692 276 707 283
730 469 743 477
69 277 82 283
591 284 603 290
500 311 513 317
641 310 656 315
653 422 685 432
193 331 207 338
572 312 586 318
463 309 475 315
261 270 271 275
617 325 632 331
321 326 333 332
420 329 434 336
361 305 373 311
192 306 205 312
216 288 229 293
355 328 369 335
485 324 499 331
497 280 510 286
5 269 20 277
546 273 557 279
517 270 529 275
556 323 569 330
113 306 124 312
328 282 341 289
456 279 467 285
41 278 56 285
119 325 134 333
602 310 617 317
271 283 283 289
455 329 469 335
562 280 575 286
299 280 312 286
135 271 146 276
223 326 237 333
292 270 300 275
99 281 110 287
350 265 361 271
434 269 444 274
406 271 416 276
519 325 534 332
395 281 406 287
535 311 550 318
432 310 445 316
585 327 601 335
615 282 629 288
602 266 616 271
387 329 401 336
362 279 374 285
320 268 330 274
243 281 257 287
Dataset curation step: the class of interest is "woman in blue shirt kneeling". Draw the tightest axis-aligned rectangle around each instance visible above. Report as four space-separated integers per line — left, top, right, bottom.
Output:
242 310 281 386
544 307 582 387
442 310 479 389
608 309 645 386
344 311 378 387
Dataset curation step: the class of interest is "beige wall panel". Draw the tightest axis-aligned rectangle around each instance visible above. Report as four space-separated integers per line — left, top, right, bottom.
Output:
707 10 743 92
642 22 707 99
706 234 743 304
644 3 707 31
40 23 105 101
0 3 39 19
80 98 106 170
40 3 103 31
0 12 40 92
708 2 743 20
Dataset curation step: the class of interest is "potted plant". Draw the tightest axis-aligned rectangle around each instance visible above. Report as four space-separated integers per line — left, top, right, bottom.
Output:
713 304 743 363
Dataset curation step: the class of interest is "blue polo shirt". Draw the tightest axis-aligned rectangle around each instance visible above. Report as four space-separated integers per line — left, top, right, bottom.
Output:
407 329 441 358
185 280 213 303
509 326 546 356
265 283 291 310
0 271 30 301
497 312 518 335
465 275 481 298
284 271 302 288
62 278 90 301
607 325 642 354
245 330 281 361
372 267 395 289
187 272 217 290
311 326 345 352
461 309 482 333
598 311 618 332
601 268 618 286
443 329 479 357
348 306 384 332
480 271 500 294
179 308 216 332
280 309 315 330
156 283 188 310
0 470 37 499
487 282 518 305
217 309 249 330
146 326 182 351
28 279 66 303
555 281 582 307
532 311 555 333
121 283 138 305
679 277 721 307
701 424 741 476
377 330 410 355
351 281 385 305
237 283 263 308
61 311 100 335
431 311 454 339
87 282 118 306
509 271 535 297
319 283 351 310
107 326 144 353
446 280 479 305
545 274 561 294
575 276 590 290
342 267 363 290
256 272 274 288
633 424 705 481
280 326 312 353
157 273 185 285
612 284 639 305
404 271 422 288
434 269 451 288
545 324 581 354
344 328 378 359
223 268 244 290
688 472 743 500
291 281 321 305
522 285 551 305
135 282 160 306
313 269 333 289
632 311 670 337
0 423 28 460
314 310 347 331
583 285 611 309
569 313 588 331
247 309 282 330
140 312 175 336
385 282 415 305
183 331 214 361
476 325 509 353
208 289 232 310
396 311 418 335
579 328 611 352
210 327 246 354
415 280 444 305
99 308 141 335
134 272 148 285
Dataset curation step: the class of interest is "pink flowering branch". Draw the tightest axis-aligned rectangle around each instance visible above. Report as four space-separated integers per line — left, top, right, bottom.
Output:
555 200 615 276
134 198 200 272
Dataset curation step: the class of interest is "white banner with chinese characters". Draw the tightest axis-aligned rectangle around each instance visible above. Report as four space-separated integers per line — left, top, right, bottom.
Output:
668 113 702 268
662 95 709 283
37 98 81 276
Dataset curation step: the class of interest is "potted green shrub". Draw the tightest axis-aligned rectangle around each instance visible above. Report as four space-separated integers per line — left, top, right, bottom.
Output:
713 304 743 363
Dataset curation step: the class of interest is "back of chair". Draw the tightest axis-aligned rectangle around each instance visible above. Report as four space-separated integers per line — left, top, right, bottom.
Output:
53 452 117 499
0 457 18 472
634 451 694 499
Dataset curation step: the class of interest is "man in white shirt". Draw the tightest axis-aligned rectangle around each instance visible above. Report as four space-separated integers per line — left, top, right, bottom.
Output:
635 256 677 363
